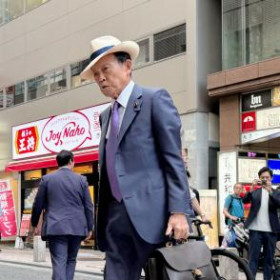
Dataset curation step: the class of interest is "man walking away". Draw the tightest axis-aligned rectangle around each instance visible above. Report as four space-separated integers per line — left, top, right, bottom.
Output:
31 150 93 280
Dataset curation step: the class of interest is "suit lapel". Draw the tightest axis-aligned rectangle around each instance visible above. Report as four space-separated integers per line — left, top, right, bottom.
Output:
117 84 142 147
99 106 111 169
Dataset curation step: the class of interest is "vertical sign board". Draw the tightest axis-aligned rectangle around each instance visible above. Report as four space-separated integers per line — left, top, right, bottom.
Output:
0 180 17 238
218 152 237 235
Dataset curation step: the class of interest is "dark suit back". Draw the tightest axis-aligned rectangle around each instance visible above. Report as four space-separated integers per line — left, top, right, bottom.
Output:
31 168 93 237
243 188 280 233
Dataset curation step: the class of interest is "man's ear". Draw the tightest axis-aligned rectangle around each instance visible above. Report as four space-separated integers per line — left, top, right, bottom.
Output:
125 59 132 74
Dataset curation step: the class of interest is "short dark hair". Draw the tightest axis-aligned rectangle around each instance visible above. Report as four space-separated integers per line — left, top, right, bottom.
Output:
258 166 273 178
114 52 131 64
56 150 74 167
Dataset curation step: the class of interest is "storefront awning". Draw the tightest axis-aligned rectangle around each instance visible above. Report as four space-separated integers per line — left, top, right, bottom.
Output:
5 149 99 172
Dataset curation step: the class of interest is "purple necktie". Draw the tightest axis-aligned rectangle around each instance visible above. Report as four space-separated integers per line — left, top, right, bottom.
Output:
106 101 122 202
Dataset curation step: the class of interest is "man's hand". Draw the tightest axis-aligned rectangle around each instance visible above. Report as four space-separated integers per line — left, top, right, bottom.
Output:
83 230 93 241
165 213 189 240
263 181 273 193
200 214 210 223
251 179 261 192
230 215 238 221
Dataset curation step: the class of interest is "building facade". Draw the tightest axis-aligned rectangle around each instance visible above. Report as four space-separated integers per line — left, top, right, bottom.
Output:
0 0 221 236
208 0 280 232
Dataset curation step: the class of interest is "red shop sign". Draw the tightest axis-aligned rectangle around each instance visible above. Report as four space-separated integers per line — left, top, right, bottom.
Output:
241 112 256 132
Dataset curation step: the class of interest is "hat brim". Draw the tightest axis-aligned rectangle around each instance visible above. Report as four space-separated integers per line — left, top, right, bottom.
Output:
80 41 139 81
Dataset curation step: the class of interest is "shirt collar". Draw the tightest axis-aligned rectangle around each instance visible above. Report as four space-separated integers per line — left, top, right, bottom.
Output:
113 80 134 108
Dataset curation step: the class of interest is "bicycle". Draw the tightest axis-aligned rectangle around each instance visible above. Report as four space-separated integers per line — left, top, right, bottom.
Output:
142 218 254 280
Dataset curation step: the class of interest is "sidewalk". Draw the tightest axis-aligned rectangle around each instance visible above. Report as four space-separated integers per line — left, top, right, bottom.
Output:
0 244 105 276
0 244 264 279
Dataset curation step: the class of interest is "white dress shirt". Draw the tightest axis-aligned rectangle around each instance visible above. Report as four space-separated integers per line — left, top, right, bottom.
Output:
106 80 135 138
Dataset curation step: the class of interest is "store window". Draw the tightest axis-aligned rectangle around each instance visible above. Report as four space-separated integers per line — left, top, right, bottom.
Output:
24 169 42 181
0 89 4 109
154 23 186 61
27 74 48 101
25 0 48 12
50 68 67 93
6 87 14 108
223 0 280 69
71 59 91 88
6 82 25 107
134 38 150 68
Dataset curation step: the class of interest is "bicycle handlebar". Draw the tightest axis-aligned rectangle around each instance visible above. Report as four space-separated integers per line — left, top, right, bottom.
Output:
190 218 213 229
232 217 246 224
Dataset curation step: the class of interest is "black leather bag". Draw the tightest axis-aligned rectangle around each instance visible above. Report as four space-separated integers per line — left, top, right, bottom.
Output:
145 240 218 280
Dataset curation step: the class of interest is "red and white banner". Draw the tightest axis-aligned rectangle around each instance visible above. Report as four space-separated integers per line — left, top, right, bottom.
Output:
0 180 17 238
12 103 110 160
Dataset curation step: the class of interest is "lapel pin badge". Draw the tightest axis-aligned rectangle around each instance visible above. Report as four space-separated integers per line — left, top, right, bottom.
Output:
133 101 141 111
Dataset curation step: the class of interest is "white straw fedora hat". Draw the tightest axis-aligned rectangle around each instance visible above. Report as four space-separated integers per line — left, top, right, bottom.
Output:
80 35 139 81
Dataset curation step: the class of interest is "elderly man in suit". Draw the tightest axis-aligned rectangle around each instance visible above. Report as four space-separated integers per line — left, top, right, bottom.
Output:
243 166 280 280
31 150 93 280
81 35 191 280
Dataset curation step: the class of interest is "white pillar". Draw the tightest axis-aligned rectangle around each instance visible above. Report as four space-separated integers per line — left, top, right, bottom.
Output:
33 236 46 262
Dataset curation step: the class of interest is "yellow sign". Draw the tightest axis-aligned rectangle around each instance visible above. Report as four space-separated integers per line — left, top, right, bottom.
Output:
272 87 280 107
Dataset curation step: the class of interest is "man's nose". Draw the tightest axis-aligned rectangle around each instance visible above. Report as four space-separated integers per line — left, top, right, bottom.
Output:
98 74 106 82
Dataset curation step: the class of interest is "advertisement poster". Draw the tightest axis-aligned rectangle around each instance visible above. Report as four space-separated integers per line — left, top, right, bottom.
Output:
20 214 32 237
12 103 110 160
0 180 17 238
218 151 237 234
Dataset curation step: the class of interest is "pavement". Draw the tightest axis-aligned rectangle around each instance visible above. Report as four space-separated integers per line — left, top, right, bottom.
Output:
0 244 105 276
0 243 265 279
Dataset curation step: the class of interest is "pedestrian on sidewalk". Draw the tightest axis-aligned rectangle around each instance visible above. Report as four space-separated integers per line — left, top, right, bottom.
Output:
31 150 94 280
223 183 244 226
243 166 280 280
80 35 192 280
181 148 208 222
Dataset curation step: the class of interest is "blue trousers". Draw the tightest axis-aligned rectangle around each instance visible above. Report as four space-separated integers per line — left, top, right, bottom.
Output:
104 201 160 280
48 235 82 280
249 230 277 280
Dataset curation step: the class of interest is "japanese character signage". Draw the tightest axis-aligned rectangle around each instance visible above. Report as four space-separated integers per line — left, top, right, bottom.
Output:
15 126 39 155
257 107 280 130
12 103 110 160
218 152 237 234
0 180 17 238
238 158 266 183
241 111 256 132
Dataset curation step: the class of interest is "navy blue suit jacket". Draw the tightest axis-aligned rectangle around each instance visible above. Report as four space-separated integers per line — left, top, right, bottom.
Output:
31 168 94 238
97 84 191 251
243 188 280 233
